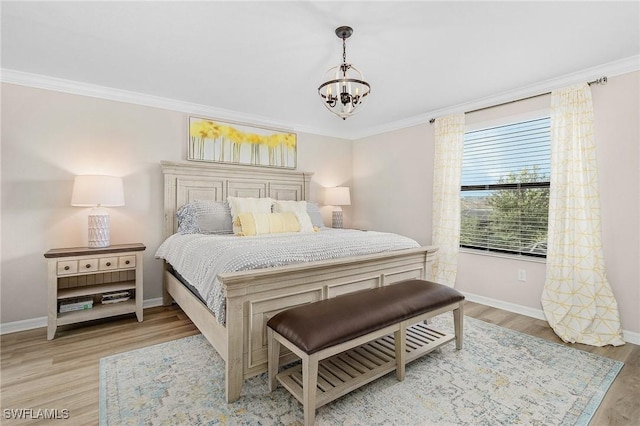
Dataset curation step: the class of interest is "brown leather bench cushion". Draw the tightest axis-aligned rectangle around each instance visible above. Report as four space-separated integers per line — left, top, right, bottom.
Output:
267 279 464 355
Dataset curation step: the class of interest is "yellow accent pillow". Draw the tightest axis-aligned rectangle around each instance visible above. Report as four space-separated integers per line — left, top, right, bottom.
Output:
273 200 316 233
227 196 274 235
237 212 300 236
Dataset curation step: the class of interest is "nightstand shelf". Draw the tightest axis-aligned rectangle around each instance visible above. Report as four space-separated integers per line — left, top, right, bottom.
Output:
45 243 145 340
57 299 136 326
57 281 136 299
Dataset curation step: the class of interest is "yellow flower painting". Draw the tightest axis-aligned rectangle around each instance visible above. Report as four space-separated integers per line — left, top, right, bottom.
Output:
188 116 297 168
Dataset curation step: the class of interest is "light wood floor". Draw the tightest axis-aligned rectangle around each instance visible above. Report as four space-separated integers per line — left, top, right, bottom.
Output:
1 302 638 425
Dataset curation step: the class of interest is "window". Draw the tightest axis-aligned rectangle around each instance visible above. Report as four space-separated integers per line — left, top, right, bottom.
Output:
460 117 550 258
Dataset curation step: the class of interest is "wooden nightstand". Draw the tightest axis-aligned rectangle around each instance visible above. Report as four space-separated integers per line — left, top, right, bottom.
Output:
44 243 145 340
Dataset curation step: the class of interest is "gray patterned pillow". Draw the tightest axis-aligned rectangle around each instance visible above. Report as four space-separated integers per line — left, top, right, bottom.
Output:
177 203 199 234
177 201 233 234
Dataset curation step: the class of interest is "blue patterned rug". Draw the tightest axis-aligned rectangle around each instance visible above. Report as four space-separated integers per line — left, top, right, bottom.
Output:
99 316 622 425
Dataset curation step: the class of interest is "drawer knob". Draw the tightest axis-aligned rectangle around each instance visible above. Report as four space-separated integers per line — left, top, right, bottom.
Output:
85 264 91 268
106 262 112 267
64 266 70 271
125 260 130 265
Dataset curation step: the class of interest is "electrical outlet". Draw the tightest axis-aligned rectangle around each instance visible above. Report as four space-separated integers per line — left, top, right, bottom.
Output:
518 269 527 282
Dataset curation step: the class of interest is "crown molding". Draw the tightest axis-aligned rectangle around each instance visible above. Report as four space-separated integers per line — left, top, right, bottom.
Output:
350 55 640 140
0 68 341 138
3 54 638 141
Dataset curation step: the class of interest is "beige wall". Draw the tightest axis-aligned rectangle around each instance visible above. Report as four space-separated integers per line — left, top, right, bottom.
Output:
0 84 352 324
2 72 638 338
296 132 354 228
352 124 434 243
352 71 640 336
592 72 640 337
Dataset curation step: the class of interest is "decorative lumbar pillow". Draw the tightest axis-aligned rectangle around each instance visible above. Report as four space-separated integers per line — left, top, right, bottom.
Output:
273 200 316 232
236 212 300 236
227 196 274 235
177 200 233 235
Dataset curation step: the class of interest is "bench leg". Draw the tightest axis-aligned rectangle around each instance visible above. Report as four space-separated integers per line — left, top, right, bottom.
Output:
302 354 319 426
394 325 407 381
453 302 464 350
267 328 280 391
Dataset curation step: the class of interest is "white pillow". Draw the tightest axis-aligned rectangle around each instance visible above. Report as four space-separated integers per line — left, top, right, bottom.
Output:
227 196 274 235
273 200 315 233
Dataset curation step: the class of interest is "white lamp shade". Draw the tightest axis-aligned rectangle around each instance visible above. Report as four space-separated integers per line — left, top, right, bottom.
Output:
325 186 351 206
71 175 125 207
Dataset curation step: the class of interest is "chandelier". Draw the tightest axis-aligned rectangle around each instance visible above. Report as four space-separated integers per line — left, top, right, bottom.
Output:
318 26 371 120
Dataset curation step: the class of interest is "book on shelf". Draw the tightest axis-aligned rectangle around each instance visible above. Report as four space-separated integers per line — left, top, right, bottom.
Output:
101 290 132 304
102 296 130 304
59 297 93 313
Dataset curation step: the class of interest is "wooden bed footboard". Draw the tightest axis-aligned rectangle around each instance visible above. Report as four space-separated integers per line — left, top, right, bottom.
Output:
163 245 437 403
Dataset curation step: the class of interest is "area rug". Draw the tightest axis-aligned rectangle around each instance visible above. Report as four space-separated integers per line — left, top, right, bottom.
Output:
99 315 623 425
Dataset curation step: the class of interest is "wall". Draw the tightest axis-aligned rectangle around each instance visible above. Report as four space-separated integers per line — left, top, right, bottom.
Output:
352 124 434 244
0 83 352 324
592 71 640 338
2 72 638 338
296 132 354 228
352 71 640 338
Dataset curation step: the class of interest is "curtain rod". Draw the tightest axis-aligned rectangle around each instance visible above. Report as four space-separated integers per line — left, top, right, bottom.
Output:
428 76 608 124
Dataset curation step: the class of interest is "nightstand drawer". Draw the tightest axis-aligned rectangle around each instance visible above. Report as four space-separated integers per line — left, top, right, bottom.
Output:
99 257 118 271
57 261 78 275
79 259 99 272
118 255 136 269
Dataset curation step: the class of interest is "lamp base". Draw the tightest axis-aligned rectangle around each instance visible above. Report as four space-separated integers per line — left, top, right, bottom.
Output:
88 208 110 248
331 210 344 229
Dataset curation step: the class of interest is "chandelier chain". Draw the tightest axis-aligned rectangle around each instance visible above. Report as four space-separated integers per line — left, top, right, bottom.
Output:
342 36 347 65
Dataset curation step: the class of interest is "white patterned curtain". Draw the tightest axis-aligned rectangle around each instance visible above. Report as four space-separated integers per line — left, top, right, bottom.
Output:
431 114 465 287
541 83 624 346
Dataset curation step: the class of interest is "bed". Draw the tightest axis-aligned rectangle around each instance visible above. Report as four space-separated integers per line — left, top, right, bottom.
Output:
159 160 438 402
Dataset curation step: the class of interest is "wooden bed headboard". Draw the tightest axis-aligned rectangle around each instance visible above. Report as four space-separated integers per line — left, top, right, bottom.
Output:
161 160 313 238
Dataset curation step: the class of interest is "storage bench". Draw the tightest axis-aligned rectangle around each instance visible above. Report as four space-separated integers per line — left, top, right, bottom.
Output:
267 279 465 425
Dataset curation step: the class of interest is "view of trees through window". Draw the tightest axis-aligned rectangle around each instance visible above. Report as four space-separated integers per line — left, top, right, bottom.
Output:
460 117 550 257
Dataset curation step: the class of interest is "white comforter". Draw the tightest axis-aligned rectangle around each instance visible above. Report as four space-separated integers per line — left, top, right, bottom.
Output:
155 229 420 324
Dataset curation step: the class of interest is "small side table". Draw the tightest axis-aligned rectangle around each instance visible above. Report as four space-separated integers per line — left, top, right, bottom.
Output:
44 243 145 340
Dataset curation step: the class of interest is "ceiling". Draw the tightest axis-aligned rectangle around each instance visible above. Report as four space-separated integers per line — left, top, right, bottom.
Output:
2 1 639 139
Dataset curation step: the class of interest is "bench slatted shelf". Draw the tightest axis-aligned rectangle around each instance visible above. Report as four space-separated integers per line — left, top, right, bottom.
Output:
275 322 454 410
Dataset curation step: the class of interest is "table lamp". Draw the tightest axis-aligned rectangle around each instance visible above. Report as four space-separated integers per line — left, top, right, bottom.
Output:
71 175 124 248
325 186 351 228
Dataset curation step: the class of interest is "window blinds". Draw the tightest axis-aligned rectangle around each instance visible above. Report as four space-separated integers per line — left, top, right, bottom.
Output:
460 117 551 257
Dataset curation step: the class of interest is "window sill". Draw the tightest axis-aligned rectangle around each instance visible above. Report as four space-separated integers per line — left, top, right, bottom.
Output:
458 248 546 264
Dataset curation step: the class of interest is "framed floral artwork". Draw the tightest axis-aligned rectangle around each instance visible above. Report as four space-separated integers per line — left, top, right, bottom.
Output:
187 116 297 169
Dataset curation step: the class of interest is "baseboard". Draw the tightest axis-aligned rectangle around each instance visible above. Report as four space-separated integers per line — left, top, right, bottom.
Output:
0 316 47 335
2 295 638 345
463 291 640 346
0 297 166 335
463 292 547 321
143 297 164 309
623 330 640 346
